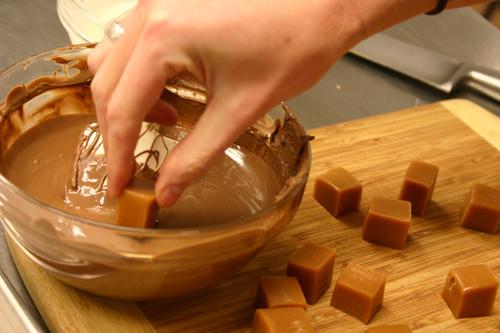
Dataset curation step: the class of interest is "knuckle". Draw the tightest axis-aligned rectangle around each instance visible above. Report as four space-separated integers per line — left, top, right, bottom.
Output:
89 77 105 104
87 51 98 73
105 100 124 123
105 101 141 145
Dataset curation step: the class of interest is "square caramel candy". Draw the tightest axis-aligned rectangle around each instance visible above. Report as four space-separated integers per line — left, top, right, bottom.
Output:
441 265 498 318
287 241 336 305
398 160 439 216
313 167 362 217
365 325 412 333
115 177 159 228
252 307 315 333
459 183 500 234
254 276 307 309
362 197 411 250
330 263 386 324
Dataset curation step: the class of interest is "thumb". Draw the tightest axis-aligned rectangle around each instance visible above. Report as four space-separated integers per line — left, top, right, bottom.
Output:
155 92 269 208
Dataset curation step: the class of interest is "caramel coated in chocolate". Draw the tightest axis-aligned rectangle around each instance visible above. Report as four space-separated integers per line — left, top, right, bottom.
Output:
362 197 412 250
330 263 385 324
287 242 336 305
441 265 498 318
254 276 307 309
365 325 412 333
252 307 315 333
460 183 500 234
313 167 362 217
115 177 159 228
398 160 439 216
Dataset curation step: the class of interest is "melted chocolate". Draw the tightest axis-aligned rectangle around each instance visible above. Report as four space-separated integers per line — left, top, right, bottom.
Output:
2 110 285 227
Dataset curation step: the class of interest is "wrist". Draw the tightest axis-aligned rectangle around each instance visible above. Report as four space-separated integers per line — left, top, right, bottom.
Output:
305 0 442 65
350 0 445 39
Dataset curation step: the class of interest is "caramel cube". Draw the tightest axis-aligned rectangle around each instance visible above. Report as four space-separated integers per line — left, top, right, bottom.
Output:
330 263 385 324
287 242 336 304
460 183 500 234
362 197 411 250
365 325 412 333
398 160 439 216
313 167 362 217
254 276 307 309
441 265 498 318
115 177 159 228
252 307 315 333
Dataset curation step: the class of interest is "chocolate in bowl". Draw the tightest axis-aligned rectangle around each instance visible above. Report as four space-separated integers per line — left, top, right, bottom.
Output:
0 44 311 301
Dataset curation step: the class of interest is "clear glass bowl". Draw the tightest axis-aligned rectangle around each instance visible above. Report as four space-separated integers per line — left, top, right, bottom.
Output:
57 0 137 43
0 45 311 301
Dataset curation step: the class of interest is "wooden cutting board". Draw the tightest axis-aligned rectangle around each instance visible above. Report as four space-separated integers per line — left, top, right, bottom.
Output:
7 99 500 332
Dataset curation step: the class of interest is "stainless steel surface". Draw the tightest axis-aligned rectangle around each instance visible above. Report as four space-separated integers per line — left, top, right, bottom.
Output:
1 2 70 332
287 9 500 129
351 33 500 102
0 225 49 333
1 1 500 332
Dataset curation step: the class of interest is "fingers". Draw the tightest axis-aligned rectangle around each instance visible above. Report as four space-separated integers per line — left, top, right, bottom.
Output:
87 17 129 74
103 25 186 197
155 89 270 208
89 12 142 162
103 100 178 198
87 6 152 198
87 7 136 73
87 40 113 74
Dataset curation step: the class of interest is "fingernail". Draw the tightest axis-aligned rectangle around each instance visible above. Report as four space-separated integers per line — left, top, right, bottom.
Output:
158 185 185 208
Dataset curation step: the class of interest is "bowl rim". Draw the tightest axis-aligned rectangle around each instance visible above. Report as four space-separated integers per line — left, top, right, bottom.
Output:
0 46 312 236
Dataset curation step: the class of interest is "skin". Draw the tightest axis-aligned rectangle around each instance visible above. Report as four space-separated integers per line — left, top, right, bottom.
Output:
88 0 491 208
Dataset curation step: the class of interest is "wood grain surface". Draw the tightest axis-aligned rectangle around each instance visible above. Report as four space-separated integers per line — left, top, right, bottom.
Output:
6 99 500 332
6 236 156 333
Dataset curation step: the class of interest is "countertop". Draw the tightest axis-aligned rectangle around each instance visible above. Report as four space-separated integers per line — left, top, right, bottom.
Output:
1 1 500 332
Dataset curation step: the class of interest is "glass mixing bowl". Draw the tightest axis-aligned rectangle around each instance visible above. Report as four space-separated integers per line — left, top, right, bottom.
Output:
0 45 311 301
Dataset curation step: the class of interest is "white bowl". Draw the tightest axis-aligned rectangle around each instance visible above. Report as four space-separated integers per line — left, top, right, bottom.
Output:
57 0 137 43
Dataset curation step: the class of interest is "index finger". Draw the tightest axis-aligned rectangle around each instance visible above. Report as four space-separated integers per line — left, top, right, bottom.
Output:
104 29 187 197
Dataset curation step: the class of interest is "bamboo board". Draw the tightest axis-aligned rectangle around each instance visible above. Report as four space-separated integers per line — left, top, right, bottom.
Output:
7 99 500 332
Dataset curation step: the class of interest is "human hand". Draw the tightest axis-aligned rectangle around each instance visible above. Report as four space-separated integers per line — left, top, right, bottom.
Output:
87 0 355 208
88 0 443 208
